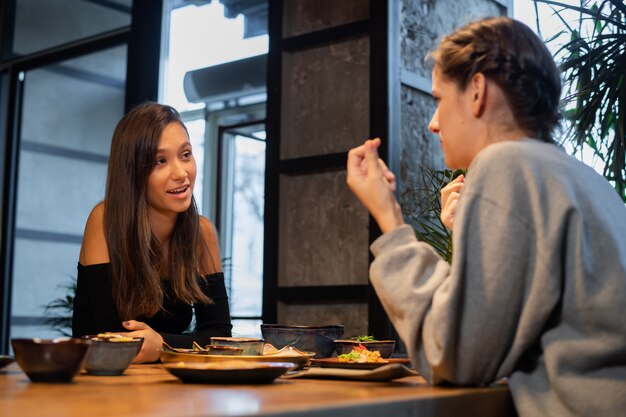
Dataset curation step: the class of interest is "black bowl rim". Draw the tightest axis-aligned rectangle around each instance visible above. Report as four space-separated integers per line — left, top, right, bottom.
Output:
261 324 344 330
11 338 89 346
333 339 395 344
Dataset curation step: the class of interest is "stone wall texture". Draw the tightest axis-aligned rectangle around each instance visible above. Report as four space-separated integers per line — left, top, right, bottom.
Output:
400 0 505 76
277 302 369 338
282 0 370 38
279 171 370 287
281 36 370 159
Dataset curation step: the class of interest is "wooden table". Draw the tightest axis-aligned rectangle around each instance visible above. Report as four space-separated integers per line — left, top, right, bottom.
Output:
0 363 516 417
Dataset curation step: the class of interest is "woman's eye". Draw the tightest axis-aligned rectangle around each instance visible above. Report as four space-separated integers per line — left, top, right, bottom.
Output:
181 151 192 160
155 158 166 166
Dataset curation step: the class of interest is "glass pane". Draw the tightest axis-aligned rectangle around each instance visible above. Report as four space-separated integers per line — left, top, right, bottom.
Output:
185 118 206 214
231 319 263 339
10 45 127 341
11 0 132 57
163 1 268 112
221 125 265 320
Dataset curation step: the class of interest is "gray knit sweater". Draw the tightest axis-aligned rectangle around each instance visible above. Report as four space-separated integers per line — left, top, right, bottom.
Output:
370 139 626 417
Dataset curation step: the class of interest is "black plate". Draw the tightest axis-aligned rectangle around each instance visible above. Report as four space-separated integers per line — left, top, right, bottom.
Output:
311 358 412 370
164 361 294 384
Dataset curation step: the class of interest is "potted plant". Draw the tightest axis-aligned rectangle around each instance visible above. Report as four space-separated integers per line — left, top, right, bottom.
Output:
535 0 626 202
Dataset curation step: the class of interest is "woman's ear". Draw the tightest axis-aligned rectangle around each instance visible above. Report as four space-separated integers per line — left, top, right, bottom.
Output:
469 72 487 117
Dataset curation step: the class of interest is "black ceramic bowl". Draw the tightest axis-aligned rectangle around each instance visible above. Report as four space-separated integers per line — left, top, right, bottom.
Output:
11 338 90 383
260 324 344 358
81 335 144 375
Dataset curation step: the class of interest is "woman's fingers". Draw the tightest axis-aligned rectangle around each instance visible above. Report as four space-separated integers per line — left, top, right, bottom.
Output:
440 175 465 232
120 321 163 363
441 175 465 207
378 159 396 192
441 191 460 231
122 320 147 331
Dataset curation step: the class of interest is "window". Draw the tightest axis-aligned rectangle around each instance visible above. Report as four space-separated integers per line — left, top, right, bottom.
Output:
162 0 268 337
218 119 265 336
2 1 130 346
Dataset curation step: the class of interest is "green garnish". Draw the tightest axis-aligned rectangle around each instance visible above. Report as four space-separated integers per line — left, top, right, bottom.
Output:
349 335 377 342
338 351 361 361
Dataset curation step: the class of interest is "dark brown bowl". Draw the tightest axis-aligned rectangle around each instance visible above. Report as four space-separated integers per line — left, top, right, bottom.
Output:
11 338 90 383
81 335 144 375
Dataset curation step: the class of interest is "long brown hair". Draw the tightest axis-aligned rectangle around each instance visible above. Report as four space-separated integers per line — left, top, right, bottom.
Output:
428 17 562 143
105 102 211 320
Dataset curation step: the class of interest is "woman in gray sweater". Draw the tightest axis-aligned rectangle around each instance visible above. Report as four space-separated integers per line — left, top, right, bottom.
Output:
347 17 626 417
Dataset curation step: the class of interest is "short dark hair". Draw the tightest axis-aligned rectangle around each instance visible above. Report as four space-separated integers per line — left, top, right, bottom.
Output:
428 17 562 143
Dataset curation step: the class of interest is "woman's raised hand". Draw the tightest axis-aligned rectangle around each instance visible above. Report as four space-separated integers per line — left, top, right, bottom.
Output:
121 320 164 363
347 138 404 233
440 174 464 231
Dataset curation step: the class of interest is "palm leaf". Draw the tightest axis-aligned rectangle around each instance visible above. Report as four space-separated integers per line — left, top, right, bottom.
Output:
535 0 626 201
43 278 76 337
404 167 464 263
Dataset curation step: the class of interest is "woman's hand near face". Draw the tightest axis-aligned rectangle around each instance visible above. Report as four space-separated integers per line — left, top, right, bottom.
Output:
440 174 464 231
121 320 164 363
347 138 404 233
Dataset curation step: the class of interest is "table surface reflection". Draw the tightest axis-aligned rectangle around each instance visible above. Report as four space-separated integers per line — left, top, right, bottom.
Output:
0 363 516 417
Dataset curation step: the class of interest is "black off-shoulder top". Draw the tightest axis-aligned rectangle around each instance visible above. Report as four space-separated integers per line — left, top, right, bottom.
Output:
71 263 232 348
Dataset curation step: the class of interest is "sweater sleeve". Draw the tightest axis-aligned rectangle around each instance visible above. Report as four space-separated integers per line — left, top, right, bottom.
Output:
370 159 560 386
159 272 232 347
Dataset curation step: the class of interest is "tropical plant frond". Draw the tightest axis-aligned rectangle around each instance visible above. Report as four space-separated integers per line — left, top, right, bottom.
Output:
535 0 626 202
42 277 77 337
536 0 626 30
404 167 464 263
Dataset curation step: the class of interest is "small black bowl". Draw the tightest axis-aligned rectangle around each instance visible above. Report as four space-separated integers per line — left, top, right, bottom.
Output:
11 338 90 383
81 335 144 376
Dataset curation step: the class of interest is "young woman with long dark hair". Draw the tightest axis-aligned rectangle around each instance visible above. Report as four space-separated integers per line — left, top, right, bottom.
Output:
73 102 232 363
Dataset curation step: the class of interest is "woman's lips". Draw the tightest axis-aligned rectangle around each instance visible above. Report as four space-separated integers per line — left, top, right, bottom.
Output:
167 184 190 199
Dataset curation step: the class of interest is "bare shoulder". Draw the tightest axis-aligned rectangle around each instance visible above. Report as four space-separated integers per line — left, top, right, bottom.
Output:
79 202 110 266
198 216 222 274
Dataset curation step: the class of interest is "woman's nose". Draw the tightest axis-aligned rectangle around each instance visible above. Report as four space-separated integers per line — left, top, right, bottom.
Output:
428 109 439 134
170 160 187 180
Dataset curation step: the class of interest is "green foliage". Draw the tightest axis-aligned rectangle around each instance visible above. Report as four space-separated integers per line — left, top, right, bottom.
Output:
350 335 378 342
404 167 464 263
535 0 626 202
43 278 76 337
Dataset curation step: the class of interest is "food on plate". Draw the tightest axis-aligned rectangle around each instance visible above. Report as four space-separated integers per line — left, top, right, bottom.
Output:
94 332 136 342
337 344 386 363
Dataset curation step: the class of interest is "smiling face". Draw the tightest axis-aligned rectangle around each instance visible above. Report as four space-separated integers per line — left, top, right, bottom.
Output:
428 66 481 169
146 122 196 221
